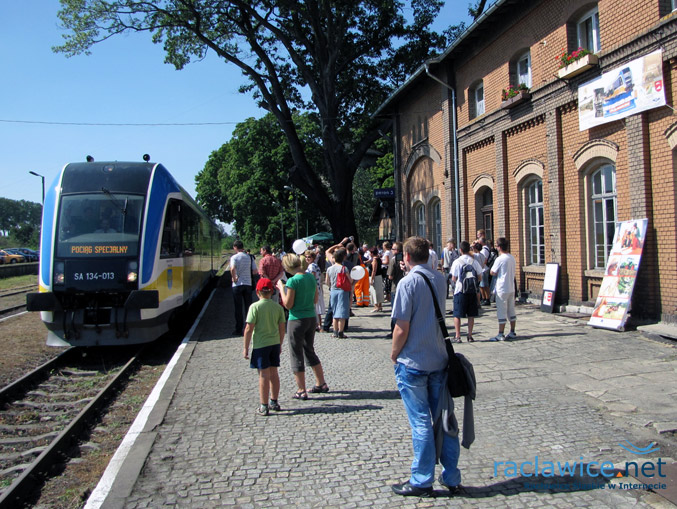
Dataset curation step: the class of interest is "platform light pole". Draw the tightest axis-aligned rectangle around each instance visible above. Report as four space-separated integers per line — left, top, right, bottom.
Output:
29 171 45 204
272 202 285 252
284 184 299 239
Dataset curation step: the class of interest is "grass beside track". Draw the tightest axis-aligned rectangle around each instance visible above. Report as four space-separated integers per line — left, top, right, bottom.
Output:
0 274 38 291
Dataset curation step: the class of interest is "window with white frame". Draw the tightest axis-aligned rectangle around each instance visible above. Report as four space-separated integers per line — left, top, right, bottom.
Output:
517 50 531 88
527 179 544 264
470 81 484 119
590 164 616 268
577 7 600 53
432 200 442 253
415 203 426 238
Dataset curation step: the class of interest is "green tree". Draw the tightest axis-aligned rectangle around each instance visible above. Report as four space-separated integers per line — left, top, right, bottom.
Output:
0 198 42 245
197 113 327 249
54 0 451 241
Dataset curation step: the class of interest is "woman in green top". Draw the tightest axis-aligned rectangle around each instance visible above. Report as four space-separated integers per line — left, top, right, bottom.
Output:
277 253 329 400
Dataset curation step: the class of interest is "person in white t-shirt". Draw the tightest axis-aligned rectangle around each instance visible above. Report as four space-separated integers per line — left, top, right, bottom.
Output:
427 240 439 271
489 237 516 341
450 241 484 342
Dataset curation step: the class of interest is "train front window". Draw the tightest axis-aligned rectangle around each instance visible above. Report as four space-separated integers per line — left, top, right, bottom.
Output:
57 194 144 257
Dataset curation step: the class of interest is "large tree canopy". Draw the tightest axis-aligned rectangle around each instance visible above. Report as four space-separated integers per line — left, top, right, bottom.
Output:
54 0 452 239
197 113 328 249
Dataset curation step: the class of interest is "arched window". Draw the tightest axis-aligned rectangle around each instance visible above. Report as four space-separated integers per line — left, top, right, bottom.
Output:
431 200 442 253
590 164 616 268
516 50 531 88
470 81 484 119
577 6 600 53
415 203 426 238
527 180 544 264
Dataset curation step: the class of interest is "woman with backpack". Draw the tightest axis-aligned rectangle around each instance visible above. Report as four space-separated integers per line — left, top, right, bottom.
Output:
325 248 353 338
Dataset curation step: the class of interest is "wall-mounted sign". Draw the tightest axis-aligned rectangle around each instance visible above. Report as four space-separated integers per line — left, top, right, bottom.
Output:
578 49 665 131
588 219 647 331
373 188 395 199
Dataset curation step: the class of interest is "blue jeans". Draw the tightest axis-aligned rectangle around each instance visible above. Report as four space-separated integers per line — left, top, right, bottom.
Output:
394 363 461 488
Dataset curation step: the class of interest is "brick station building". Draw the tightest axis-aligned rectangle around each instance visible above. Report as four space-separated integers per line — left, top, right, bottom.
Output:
374 0 677 322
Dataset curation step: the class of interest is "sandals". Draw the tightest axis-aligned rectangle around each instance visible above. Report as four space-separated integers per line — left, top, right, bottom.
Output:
451 337 462 343
467 336 475 343
293 390 308 400
309 383 329 394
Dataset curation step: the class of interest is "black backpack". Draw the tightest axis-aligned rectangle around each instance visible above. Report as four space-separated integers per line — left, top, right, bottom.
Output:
460 264 479 295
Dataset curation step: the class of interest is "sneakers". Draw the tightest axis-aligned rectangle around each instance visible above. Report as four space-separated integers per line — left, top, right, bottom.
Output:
490 333 505 342
256 404 269 416
506 331 517 340
391 481 433 497
269 400 281 411
438 475 462 495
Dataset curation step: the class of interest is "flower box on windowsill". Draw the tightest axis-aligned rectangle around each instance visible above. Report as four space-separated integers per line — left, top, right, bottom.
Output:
557 54 599 79
500 90 532 109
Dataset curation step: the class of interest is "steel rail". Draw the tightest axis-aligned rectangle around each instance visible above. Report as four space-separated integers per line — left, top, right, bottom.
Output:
0 347 144 509
0 347 76 407
0 303 27 316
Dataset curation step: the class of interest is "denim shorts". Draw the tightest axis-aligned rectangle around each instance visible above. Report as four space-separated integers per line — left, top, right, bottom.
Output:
453 292 478 318
480 270 490 288
250 344 281 370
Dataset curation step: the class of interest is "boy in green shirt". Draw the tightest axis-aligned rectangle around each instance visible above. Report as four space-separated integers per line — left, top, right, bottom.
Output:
243 278 286 416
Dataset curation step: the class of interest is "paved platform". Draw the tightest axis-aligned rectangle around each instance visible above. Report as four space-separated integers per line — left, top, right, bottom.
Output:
89 284 677 508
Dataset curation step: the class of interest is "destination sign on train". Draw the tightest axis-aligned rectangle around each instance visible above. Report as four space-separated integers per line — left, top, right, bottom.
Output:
70 244 130 255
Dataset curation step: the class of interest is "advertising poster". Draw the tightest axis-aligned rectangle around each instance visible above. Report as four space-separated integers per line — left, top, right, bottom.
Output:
578 50 665 131
588 219 648 330
540 263 559 313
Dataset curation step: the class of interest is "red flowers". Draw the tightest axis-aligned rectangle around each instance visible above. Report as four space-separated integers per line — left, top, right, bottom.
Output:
501 83 530 101
557 47 592 69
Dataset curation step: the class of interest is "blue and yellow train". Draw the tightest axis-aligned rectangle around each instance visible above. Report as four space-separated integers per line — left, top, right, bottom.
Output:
27 159 220 346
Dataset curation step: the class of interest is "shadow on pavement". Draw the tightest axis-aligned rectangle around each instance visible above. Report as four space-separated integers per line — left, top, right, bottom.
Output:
438 471 615 499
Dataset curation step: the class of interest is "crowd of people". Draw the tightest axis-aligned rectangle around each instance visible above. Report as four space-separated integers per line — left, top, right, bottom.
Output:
232 232 517 495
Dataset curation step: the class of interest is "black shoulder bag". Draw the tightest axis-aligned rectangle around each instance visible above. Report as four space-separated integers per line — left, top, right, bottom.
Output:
418 272 470 398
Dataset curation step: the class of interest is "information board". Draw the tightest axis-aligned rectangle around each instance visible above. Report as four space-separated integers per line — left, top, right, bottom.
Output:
540 263 560 313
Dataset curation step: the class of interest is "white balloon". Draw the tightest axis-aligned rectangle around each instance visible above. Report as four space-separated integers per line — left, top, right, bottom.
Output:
350 265 365 280
292 239 308 254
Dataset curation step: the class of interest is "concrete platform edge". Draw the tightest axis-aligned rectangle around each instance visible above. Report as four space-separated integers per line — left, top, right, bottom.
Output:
83 290 214 509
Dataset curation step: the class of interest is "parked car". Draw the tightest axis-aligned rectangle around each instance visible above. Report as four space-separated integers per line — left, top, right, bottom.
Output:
14 248 39 262
0 249 26 264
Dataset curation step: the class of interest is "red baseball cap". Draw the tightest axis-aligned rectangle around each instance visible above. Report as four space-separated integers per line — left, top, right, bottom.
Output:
256 278 274 292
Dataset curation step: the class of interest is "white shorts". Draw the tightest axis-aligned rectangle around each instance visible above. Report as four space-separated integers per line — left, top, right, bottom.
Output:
496 292 516 325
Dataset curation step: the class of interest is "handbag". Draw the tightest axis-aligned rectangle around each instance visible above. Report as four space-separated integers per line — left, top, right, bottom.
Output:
418 272 470 398
336 267 351 292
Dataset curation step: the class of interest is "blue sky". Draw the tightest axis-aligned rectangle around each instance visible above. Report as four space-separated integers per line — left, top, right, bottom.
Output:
0 1 471 206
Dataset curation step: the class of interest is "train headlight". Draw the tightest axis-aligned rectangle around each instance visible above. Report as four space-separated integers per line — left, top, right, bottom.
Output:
54 261 65 286
127 260 138 283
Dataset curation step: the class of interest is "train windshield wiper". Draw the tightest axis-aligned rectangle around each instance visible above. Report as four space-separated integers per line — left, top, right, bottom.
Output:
101 187 127 215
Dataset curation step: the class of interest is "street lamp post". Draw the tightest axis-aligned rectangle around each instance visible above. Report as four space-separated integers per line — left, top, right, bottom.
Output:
284 185 299 239
272 202 285 251
29 171 45 204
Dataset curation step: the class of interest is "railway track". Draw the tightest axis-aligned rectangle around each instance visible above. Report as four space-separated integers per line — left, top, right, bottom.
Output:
0 287 34 319
0 346 144 508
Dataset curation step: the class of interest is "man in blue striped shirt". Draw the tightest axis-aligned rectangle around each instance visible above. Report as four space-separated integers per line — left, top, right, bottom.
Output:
390 236 462 497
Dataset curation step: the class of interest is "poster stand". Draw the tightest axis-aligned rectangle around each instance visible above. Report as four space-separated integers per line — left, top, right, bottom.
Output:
588 218 647 330
540 263 560 313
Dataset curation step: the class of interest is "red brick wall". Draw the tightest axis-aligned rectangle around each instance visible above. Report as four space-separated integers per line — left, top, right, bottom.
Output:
463 141 496 240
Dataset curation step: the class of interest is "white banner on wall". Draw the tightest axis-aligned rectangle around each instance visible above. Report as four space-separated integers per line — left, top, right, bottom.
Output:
578 49 665 131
